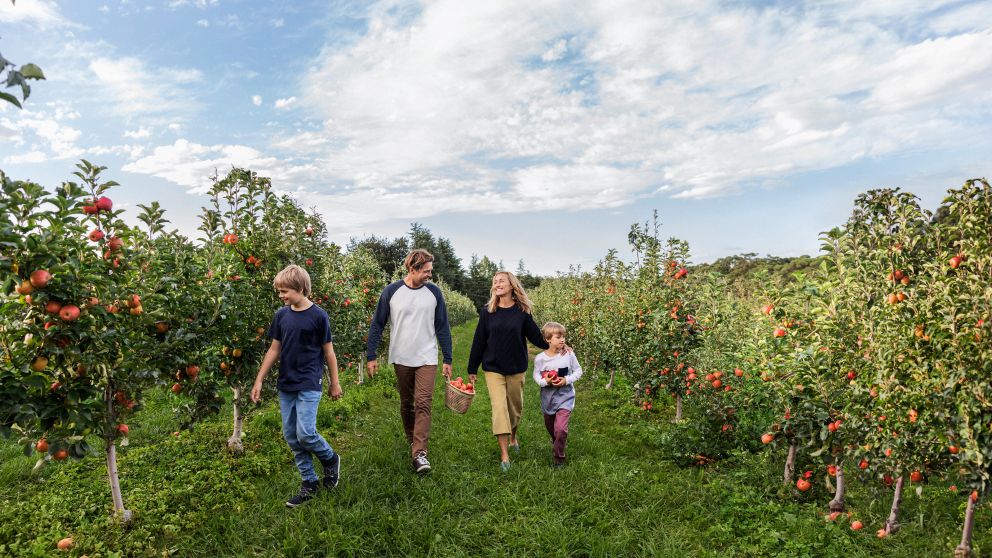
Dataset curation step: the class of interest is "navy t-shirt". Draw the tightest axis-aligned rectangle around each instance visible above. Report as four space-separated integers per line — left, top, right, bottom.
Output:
268 304 333 392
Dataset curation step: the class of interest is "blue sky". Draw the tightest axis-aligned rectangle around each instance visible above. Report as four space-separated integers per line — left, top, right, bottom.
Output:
1 0 991 275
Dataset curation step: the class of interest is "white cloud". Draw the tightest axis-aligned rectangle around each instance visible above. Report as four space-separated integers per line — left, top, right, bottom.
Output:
0 0 76 30
271 18 284 28
98 5 110 14
4 151 47 164
88 57 203 117
251 95 262 106
541 39 568 62
0 108 83 162
122 138 318 194
280 0 992 217
196 18 209 27
168 122 183 133
168 0 218 9
274 97 297 109
124 127 152 139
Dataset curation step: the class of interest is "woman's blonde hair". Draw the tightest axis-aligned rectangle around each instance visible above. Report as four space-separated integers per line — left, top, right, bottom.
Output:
486 271 534 314
273 264 312 297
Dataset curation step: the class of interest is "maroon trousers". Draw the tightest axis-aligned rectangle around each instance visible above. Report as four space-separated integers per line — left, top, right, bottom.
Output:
394 364 437 457
543 409 571 463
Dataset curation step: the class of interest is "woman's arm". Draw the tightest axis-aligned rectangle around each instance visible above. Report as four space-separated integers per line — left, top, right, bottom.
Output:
522 313 549 349
466 307 488 376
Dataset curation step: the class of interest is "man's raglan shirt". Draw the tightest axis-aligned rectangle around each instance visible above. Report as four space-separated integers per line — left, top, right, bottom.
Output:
366 280 453 367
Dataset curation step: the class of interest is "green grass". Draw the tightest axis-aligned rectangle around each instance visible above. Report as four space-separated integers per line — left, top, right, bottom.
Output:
1 319 988 556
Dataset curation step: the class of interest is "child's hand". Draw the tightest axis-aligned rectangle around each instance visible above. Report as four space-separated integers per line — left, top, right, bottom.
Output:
551 377 567 388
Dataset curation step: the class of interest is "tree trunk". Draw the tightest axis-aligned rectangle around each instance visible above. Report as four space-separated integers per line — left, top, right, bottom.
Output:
358 355 366 384
882 474 904 535
673 392 683 422
783 442 797 486
954 493 978 558
227 386 244 455
605 369 615 390
829 461 846 512
105 438 134 523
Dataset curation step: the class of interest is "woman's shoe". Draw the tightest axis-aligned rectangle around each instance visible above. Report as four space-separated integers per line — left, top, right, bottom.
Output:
500 460 511 472
509 442 520 454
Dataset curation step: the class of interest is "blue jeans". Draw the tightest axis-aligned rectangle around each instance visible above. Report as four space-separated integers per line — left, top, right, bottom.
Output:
279 390 336 483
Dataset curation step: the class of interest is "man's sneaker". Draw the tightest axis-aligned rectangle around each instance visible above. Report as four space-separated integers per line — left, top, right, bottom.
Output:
321 453 340 489
285 480 319 508
412 451 431 474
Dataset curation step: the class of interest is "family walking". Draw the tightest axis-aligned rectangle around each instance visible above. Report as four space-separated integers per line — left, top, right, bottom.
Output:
251 249 582 507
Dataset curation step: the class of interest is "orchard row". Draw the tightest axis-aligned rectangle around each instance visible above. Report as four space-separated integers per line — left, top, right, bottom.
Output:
0 163 473 524
531 181 991 557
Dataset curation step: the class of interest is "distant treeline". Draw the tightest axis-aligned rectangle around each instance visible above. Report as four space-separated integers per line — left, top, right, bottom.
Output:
348 223 541 310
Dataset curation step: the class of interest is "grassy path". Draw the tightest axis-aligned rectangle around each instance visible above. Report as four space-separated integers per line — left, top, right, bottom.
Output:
1 319 987 556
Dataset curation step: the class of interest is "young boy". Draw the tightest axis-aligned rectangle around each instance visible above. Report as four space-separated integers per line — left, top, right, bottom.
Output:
532 322 583 468
250 264 343 508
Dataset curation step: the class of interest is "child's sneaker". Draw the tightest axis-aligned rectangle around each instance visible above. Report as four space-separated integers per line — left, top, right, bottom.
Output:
285 480 319 508
321 453 340 489
412 450 431 474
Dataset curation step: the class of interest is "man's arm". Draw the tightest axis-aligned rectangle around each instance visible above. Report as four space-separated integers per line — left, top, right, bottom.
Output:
366 283 395 377
430 284 453 379
250 339 281 403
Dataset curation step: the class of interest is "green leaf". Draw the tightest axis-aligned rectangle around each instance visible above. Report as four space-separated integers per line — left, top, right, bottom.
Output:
20 63 44 80
0 91 22 108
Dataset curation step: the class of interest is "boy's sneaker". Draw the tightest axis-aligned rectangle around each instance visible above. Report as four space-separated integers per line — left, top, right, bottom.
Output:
321 453 340 489
412 450 431 474
285 480 319 508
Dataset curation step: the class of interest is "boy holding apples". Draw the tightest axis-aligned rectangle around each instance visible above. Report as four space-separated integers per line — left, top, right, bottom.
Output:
251 264 343 508
532 322 583 467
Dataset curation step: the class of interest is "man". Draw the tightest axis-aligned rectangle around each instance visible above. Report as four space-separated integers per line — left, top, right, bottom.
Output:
366 249 453 474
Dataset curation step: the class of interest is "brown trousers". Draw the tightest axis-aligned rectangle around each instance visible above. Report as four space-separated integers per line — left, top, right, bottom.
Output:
394 364 437 456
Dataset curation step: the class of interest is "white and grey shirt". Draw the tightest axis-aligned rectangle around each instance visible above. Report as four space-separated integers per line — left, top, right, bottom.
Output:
366 280 452 367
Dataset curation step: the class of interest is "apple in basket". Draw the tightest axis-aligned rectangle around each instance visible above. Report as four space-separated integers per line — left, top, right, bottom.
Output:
451 377 474 393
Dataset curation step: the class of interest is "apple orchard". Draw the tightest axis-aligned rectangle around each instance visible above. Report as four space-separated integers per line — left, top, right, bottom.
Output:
2 163 991 556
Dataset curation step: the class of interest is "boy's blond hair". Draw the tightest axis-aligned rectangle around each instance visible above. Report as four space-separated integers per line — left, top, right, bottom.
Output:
542 321 566 340
273 264 312 297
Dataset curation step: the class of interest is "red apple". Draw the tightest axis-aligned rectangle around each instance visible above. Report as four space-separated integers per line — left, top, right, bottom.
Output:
95 196 113 212
88 229 105 242
29 269 52 289
59 305 81 322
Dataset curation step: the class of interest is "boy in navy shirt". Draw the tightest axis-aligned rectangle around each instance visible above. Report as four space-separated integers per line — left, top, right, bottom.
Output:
251 264 343 507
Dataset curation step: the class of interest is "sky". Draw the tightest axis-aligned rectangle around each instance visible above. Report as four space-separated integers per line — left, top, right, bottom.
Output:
1 0 990 276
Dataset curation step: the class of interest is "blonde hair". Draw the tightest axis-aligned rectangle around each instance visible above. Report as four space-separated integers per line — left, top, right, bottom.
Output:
273 264 312 297
403 249 434 272
486 271 534 314
542 321 566 340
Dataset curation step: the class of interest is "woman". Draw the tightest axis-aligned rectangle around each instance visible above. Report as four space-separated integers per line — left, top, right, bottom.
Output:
467 271 548 471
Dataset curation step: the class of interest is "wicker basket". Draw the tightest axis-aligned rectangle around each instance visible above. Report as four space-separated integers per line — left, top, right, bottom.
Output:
444 381 475 414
